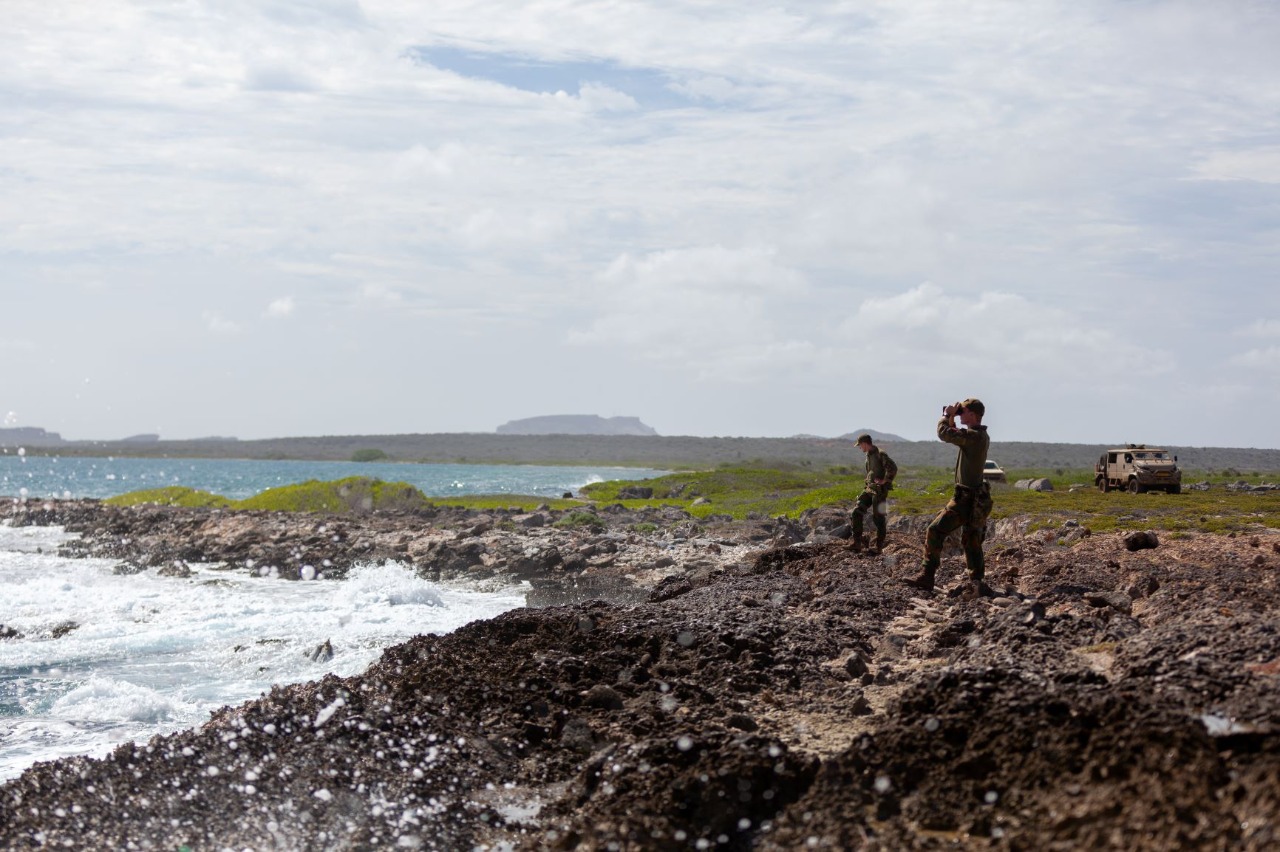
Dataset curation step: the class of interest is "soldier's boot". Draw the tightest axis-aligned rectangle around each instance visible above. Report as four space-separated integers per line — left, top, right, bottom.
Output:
849 534 866 553
903 563 936 592
970 572 994 598
873 533 886 555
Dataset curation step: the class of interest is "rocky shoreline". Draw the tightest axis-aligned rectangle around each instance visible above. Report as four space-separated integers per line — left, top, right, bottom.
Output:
3 499 1280 849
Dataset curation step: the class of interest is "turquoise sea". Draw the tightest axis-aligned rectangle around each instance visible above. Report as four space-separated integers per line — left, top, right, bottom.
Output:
0 454 668 501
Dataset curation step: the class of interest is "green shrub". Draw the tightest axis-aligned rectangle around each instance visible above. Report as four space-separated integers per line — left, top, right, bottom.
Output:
351 448 389 462
553 511 606 531
104 487 232 509
236 477 430 513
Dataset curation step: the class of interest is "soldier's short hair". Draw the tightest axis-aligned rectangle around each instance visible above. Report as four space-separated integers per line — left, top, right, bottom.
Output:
856 433 873 445
960 398 985 417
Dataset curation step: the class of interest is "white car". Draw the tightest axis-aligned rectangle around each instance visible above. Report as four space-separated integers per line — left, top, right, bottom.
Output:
983 460 1007 483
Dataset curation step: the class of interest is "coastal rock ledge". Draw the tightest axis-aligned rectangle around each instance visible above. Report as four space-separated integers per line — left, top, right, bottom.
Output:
2 500 1280 850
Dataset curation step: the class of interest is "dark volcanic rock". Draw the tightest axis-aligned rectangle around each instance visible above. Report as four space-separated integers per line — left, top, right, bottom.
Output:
3 502 1280 850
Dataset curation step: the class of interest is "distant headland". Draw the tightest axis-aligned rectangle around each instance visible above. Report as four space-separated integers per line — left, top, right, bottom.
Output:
495 415 658 436
5 425 1280 472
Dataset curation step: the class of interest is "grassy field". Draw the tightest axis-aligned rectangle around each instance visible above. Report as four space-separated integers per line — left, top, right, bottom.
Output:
103 467 1280 535
581 466 1280 534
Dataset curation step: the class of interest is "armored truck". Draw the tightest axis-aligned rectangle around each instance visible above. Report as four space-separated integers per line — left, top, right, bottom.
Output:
1095 445 1181 494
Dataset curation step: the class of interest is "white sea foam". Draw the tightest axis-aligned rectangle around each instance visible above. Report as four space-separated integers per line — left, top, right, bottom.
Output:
0 542 527 781
50 677 192 724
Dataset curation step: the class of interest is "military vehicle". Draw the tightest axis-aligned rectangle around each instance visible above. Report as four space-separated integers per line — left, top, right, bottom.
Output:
1094 445 1181 494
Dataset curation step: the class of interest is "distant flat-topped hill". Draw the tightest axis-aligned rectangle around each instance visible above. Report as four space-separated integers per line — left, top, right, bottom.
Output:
0 427 63 445
834 429 910 443
496 415 658 436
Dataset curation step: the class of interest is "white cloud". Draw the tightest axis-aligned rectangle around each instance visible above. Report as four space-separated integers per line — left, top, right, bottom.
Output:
835 283 1175 381
265 297 295 318
574 82 639 112
203 311 242 335
244 64 317 93
570 245 811 379
1237 318 1280 338
668 75 742 103
393 143 468 178
1193 149 1280 184
358 282 403 305
1230 346 1280 371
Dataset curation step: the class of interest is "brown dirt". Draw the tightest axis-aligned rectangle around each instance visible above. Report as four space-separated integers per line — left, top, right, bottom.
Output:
2 503 1280 850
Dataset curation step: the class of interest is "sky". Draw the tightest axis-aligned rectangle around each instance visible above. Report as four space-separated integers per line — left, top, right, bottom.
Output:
3 1 1279 447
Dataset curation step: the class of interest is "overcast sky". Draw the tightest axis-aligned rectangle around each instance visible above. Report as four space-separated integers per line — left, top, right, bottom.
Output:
4 1 1279 446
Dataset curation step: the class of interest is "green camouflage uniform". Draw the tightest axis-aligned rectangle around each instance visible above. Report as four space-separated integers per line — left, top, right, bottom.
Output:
850 445 897 546
921 417 992 582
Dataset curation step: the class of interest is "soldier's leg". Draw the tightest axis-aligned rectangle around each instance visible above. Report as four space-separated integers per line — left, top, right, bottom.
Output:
849 490 873 550
872 498 888 551
960 524 985 581
907 500 963 590
961 486 994 584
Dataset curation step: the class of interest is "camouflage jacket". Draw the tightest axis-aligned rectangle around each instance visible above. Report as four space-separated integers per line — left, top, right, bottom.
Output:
938 417 989 489
864 446 897 490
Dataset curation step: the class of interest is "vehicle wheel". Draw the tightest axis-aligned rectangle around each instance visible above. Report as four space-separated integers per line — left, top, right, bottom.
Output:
1096 476 1106 492
1169 485 1181 495
1128 478 1143 494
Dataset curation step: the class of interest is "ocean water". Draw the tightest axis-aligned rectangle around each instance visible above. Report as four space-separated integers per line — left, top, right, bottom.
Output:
0 454 668 502
0 459 667 783
0 524 529 782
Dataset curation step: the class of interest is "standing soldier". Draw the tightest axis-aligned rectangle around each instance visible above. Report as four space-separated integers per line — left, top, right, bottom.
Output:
905 399 992 594
850 434 897 554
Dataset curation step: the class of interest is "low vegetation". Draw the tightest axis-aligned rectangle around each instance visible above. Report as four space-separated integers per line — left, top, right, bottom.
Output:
553 511 608 531
105 477 578 514
583 465 1280 534
103 486 234 509
104 467 1280 535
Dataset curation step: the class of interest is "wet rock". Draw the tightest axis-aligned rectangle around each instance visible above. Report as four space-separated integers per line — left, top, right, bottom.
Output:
1123 530 1160 551
506 545 564 579
49 621 79 639
307 639 334 662
156 559 193 578
616 486 653 499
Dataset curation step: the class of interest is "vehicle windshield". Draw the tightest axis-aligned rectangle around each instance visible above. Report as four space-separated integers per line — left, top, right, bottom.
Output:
1133 452 1168 460
985 461 1000 469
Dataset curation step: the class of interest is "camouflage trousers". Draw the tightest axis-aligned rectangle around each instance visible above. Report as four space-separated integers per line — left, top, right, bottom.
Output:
921 483 993 580
850 485 889 541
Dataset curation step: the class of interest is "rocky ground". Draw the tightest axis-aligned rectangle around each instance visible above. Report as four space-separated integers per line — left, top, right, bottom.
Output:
2 498 1280 850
